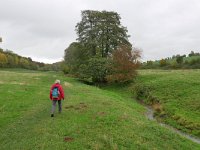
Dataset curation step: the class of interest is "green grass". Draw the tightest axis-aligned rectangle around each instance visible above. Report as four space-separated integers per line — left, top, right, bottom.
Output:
137 69 200 137
0 69 199 149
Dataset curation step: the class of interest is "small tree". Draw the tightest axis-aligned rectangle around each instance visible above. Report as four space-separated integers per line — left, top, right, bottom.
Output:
6 55 15 67
19 57 29 69
159 59 167 67
171 61 178 69
147 61 153 66
188 51 195 57
176 56 183 64
107 45 141 83
0 52 8 67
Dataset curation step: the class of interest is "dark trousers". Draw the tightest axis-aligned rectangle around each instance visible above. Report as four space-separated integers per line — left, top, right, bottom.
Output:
51 100 62 114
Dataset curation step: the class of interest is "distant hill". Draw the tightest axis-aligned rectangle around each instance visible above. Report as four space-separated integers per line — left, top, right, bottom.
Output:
0 48 61 71
141 51 200 69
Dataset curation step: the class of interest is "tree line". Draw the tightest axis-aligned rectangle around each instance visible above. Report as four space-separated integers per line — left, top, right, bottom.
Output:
142 51 200 69
0 48 60 71
63 10 141 83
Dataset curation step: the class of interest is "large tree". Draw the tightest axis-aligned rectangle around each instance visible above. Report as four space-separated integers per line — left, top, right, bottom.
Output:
64 10 141 83
76 10 131 57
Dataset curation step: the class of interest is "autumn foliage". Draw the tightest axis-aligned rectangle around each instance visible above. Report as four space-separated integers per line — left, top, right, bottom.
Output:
0 49 59 70
64 10 142 83
107 45 141 83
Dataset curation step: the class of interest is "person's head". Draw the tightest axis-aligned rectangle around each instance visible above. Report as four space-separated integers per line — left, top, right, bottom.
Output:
55 79 60 84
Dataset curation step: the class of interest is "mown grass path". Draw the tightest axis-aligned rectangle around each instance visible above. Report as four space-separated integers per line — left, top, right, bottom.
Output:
0 69 199 149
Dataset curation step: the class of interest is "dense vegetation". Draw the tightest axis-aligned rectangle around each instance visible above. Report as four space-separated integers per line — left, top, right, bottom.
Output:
133 70 200 138
0 69 199 149
63 10 141 83
142 51 200 69
0 48 61 71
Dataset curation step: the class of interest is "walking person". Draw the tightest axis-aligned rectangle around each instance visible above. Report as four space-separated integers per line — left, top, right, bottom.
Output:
50 79 65 117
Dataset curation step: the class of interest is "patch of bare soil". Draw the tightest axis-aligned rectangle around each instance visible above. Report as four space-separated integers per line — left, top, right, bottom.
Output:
74 103 88 110
65 103 88 111
92 112 107 120
102 101 111 106
152 103 163 112
65 105 74 109
97 112 106 116
64 137 74 142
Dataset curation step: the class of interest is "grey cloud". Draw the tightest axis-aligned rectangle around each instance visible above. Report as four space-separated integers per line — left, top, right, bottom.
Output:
0 0 200 63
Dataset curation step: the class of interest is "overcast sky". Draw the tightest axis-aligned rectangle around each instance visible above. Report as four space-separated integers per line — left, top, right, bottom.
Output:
1 0 200 63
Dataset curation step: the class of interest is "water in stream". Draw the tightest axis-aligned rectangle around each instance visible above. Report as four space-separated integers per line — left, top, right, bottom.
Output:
145 106 200 144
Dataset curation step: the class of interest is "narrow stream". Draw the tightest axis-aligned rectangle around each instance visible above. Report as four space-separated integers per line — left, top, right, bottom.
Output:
145 106 200 144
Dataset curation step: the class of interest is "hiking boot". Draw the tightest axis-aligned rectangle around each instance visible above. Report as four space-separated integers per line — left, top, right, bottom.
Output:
51 114 54 117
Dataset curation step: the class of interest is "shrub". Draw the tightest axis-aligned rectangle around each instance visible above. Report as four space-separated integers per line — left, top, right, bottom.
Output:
189 58 200 65
159 59 167 67
107 45 141 83
63 67 69 74
78 57 108 83
61 63 70 74
147 60 153 66
170 61 179 69
176 56 183 64
131 83 160 104
131 83 150 100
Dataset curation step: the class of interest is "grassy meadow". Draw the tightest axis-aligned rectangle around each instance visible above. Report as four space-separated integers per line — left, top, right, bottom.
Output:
136 69 200 138
0 69 199 149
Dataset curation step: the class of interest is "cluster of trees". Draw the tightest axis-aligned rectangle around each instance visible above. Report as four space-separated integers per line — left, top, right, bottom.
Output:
188 51 200 57
63 10 141 83
142 51 200 69
0 48 60 71
0 49 38 69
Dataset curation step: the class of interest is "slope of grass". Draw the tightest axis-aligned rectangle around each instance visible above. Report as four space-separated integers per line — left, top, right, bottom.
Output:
137 69 200 137
0 69 199 149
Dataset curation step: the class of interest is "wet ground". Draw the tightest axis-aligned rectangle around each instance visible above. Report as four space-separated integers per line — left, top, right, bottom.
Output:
145 106 200 144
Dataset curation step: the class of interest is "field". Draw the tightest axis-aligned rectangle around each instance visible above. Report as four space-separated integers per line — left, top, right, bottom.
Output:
137 69 200 137
0 69 199 149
